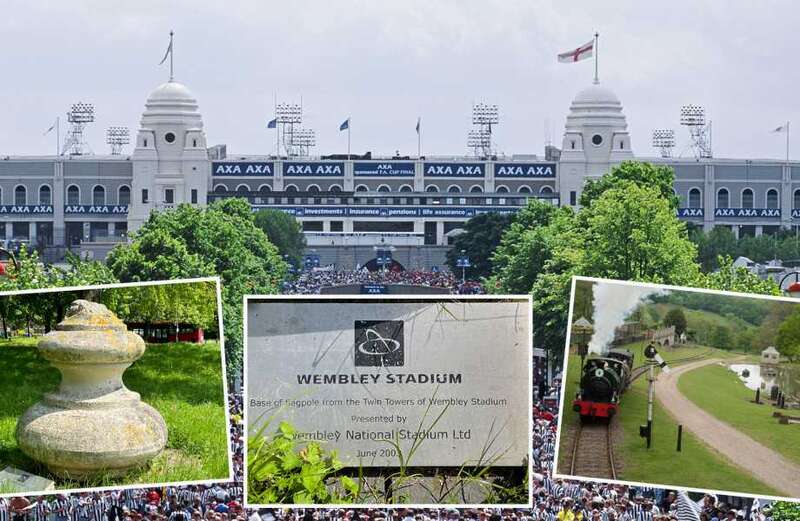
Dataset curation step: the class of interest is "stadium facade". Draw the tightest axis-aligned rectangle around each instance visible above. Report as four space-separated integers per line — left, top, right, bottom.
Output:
1 78 797 268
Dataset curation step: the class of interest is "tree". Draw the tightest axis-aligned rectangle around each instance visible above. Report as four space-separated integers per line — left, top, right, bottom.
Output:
107 199 287 369
776 307 800 362
579 161 679 209
710 325 733 350
254 209 307 266
445 212 513 280
663 308 687 336
690 227 738 272
697 256 780 295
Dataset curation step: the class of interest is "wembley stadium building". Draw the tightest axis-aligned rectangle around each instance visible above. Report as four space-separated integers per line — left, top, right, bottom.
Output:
1 77 797 269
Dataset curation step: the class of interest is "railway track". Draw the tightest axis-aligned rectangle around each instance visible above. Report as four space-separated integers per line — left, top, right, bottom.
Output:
568 419 616 480
629 349 714 382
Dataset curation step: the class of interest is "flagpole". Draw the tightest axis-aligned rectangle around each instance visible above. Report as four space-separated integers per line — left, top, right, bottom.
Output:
169 30 174 81
787 121 790 162
593 32 599 84
417 118 421 158
56 116 60 156
347 119 351 159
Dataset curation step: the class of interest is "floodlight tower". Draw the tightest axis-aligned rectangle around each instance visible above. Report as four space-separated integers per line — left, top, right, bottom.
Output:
468 102 499 157
680 105 712 159
291 128 316 157
275 102 303 157
62 102 95 156
105 126 130 155
651 129 676 158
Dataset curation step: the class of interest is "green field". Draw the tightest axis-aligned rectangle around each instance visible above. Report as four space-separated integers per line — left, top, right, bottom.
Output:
678 363 800 466
0 338 229 489
558 342 779 495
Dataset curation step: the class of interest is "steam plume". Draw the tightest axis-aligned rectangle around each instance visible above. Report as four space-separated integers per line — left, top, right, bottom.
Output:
588 281 662 355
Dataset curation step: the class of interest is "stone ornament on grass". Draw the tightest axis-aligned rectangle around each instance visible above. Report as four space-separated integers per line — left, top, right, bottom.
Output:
15 300 167 479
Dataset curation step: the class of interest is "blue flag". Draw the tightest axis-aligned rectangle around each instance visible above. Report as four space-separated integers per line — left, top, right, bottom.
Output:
267 118 277 129
339 118 350 131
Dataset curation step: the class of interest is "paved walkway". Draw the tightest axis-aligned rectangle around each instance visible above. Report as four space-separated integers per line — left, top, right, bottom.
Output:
654 358 800 497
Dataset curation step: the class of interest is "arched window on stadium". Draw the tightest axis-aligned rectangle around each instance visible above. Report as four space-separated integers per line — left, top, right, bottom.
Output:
741 188 754 209
67 185 80 205
377 185 391 193
495 185 509 193
92 185 106 205
236 184 250 194
767 188 779 209
425 185 439 193
447 185 462 193
517 186 532 194
118 185 131 205
794 189 800 209
306 185 320 193
329 184 342 192
213 185 228 194
284 185 299 192
717 188 729 208
469 185 483 193
39 185 51 205
355 185 369 192
688 188 701 208
14 185 26 206
540 186 554 196
399 185 413 193
258 184 272 193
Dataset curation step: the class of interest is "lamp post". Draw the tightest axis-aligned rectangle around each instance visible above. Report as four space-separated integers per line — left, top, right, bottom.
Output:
779 271 800 298
456 249 471 284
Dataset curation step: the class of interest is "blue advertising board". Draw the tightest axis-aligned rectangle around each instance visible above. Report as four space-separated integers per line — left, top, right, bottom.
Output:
212 162 274 176
354 162 415 177
260 206 520 218
360 284 388 294
0 205 53 215
64 205 129 215
714 208 780 218
494 163 556 178
423 163 485 177
284 162 345 177
677 208 704 218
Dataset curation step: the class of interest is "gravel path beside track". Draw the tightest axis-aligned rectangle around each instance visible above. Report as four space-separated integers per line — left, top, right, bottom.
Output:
655 358 800 497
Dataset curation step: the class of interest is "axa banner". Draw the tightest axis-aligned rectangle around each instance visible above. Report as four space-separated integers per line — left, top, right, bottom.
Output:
0 205 53 214
423 163 485 177
494 163 556 178
354 162 415 177
261 206 521 218
284 161 345 177
212 162 274 177
64 205 129 214
713 208 781 218
677 208 704 218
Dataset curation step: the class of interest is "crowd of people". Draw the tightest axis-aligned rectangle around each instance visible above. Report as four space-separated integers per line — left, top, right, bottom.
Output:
282 269 484 295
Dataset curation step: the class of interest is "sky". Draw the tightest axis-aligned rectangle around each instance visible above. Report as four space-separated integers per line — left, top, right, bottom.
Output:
1 1 798 160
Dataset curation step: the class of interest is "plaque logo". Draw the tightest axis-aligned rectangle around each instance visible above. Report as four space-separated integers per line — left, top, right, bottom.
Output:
354 320 404 367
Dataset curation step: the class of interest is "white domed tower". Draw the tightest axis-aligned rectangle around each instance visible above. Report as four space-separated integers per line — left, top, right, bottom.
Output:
129 79 210 232
558 83 634 207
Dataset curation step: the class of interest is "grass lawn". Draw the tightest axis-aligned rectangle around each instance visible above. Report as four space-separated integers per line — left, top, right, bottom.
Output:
678 362 800 466
557 342 779 496
0 338 229 490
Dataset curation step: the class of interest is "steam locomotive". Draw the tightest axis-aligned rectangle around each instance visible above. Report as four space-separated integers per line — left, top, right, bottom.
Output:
572 348 634 420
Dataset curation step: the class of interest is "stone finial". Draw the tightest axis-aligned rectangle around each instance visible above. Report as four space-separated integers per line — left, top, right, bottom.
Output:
15 300 167 479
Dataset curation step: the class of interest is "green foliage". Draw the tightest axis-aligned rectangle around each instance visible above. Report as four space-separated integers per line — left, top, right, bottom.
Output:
696 256 781 296
776 307 800 362
101 281 218 331
253 209 307 266
248 420 356 504
663 308 687 335
107 199 287 370
690 226 800 273
579 160 679 209
445 212 513 280
772 501 800 520
710 325 733 350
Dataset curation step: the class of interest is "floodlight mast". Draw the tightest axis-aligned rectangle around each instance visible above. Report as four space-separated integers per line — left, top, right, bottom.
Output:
651 129 676 158
467 102 499 157
291 128 316 156
275 102 303 157
62 102 95 156
105 126 130 155
680 104 712 159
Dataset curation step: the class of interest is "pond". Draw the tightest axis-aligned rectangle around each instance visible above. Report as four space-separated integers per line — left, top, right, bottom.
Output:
728 363 800 400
